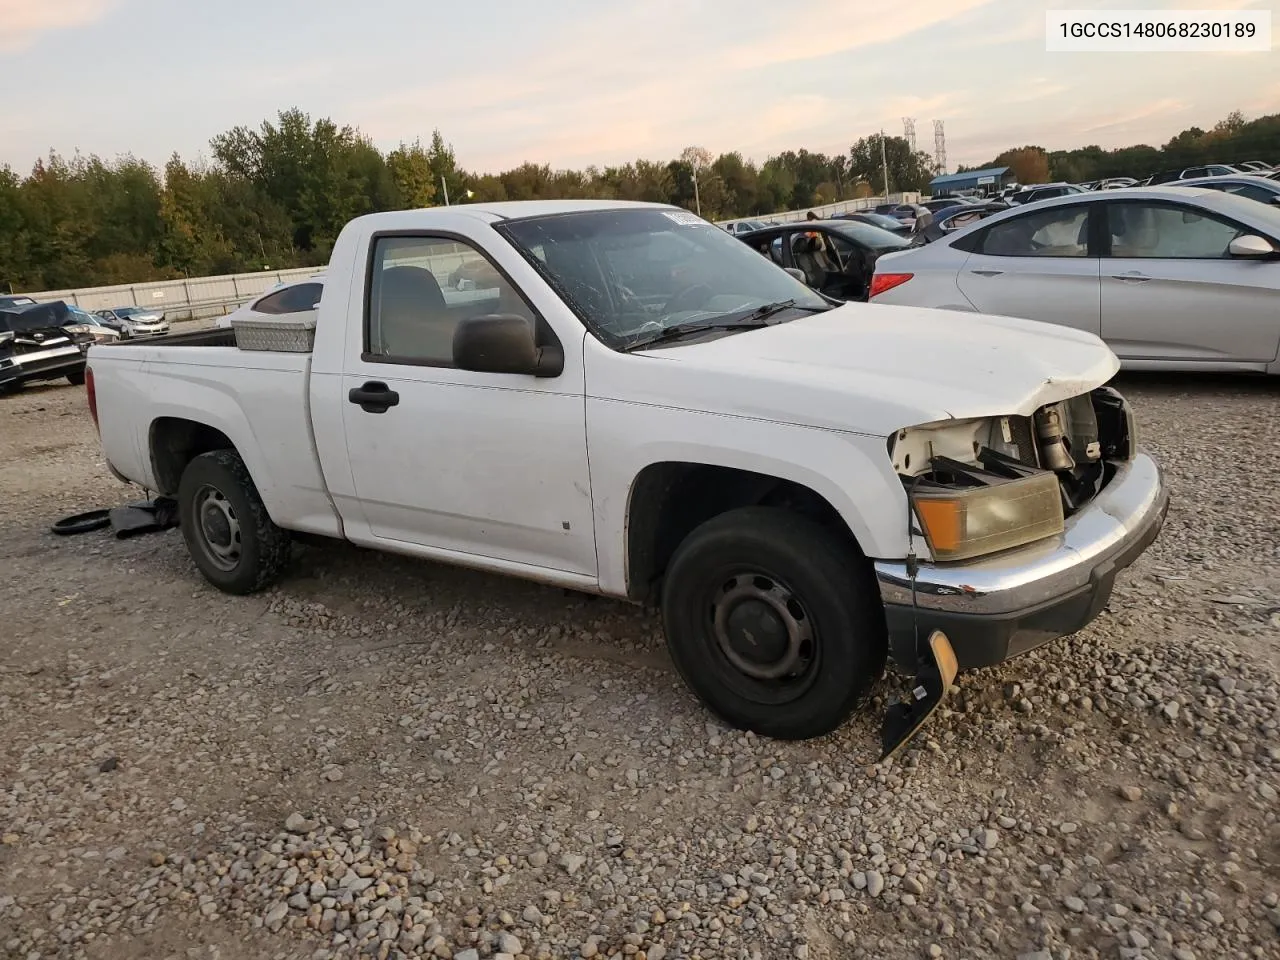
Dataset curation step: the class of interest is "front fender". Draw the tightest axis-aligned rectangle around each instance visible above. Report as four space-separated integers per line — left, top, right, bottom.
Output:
586 397 909 596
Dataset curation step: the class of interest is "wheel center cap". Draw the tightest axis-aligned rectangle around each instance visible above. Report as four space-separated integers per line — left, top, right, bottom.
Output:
725 599 789 665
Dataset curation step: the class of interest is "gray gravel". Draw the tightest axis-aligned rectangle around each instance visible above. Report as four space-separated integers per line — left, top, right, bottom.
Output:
2 373 1279 960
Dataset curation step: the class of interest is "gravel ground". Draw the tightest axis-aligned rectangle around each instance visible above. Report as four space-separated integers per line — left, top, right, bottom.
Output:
2 374 1279 960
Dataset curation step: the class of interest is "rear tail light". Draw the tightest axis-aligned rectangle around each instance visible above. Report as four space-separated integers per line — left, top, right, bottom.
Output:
86 366 99 432
869 272 914 298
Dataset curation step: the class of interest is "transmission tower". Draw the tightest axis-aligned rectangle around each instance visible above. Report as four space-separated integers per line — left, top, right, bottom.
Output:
933 120 947 175
902 117 917 153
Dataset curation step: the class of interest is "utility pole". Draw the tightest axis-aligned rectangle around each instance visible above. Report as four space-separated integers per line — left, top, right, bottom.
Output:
880 130 890 198
441 176 450 206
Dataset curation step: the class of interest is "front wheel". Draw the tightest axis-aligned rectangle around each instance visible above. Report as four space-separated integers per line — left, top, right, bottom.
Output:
177 449 292 594
661 506 886 740
67 370 86 386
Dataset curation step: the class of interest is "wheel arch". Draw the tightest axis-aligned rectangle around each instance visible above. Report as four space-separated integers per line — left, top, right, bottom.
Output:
623 460 873 603
150 417 237 495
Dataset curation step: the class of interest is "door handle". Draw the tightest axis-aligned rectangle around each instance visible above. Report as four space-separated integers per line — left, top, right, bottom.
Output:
1110 273 1151 283
348 381 400 414
969 269 1003 277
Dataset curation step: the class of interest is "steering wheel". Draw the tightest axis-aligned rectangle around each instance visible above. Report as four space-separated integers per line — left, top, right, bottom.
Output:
662 283 714 316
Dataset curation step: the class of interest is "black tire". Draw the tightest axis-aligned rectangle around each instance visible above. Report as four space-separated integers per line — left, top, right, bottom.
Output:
67 370 86 386
51 508 112 536
661 506 886 740
177 449 291 595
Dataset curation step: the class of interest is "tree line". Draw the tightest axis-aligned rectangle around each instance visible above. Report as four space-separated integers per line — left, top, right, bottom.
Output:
2 107 1276 292
965 111 1279 188
0 109 935 292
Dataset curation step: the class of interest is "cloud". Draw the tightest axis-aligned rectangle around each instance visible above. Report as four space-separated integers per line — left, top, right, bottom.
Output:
0 0 115 52
351 0 1001 170
1078 98 1190 134
717 0 1000 67
1166 0 1267 10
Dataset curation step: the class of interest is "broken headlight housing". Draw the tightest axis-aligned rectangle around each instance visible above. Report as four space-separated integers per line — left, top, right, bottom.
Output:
891 387 1138 562
909 462 1064 562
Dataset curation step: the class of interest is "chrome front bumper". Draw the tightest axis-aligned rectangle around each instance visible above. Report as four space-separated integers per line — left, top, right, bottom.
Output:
875 451 1169 670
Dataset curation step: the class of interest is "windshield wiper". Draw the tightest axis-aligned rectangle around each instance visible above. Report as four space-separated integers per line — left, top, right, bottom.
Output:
621 318 772 352
621 300 822 352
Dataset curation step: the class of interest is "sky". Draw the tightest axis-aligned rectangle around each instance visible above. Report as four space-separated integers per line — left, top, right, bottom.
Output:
1 0 1276 176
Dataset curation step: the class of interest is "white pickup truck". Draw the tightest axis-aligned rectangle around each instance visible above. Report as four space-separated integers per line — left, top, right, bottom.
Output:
86 199 1169 746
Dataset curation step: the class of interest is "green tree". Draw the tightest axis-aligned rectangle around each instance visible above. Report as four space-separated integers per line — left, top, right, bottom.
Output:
848 135 934 194
8 107 1280 292
426 129 462 204
386 139 437 209
993 146 1050 186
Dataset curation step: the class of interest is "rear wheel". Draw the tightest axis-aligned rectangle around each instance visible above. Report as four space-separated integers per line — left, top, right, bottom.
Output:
661 506 887 740
177 449 291 594
66 370 86 386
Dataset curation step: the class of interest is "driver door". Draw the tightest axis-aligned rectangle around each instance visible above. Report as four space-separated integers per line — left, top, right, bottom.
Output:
817 234 865 301
338 233 597 577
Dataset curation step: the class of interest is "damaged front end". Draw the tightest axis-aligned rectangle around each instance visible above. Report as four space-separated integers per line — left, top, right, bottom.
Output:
891 385 1136 549
874 386 1137 762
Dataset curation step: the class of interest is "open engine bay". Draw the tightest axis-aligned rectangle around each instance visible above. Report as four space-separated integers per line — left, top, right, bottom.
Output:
888 387 1137 562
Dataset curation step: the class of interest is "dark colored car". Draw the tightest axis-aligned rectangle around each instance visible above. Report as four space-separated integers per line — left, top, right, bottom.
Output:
919 197 979 214
1008 183 1088 205
909 201 1010 245
833 211 913 236
0 300 93 393
738 219 912 301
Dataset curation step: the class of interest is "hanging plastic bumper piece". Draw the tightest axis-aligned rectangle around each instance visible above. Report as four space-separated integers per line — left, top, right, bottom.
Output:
878 629 959 762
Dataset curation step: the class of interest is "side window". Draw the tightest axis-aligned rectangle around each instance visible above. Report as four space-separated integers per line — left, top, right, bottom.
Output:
254 282 323 315
1106 203 1244 259
366 235 535 365
1182 167 1207 179
981 205 1090 257
1225 183 1276 204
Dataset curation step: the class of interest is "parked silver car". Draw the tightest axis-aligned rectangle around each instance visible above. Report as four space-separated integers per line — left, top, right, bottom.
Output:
95 305 170 339
869 186 1280 374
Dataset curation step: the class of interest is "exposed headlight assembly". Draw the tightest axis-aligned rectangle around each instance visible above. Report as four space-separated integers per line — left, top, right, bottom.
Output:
911 469 1064 562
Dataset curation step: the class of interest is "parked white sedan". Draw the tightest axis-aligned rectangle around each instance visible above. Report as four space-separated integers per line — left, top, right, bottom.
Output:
870 186 1280 373
216 275 324 329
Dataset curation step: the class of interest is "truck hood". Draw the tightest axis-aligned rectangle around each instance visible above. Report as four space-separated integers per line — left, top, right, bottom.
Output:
600 302 1120 435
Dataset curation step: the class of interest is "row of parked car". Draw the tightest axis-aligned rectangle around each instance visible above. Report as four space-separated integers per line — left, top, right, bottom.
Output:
860 184 1280 373
721 164 1280 306
0 295 171 392
61 169 1275 390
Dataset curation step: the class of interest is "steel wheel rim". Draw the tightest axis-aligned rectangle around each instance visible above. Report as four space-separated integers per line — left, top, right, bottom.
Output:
193 484 242 571
705 568 820 702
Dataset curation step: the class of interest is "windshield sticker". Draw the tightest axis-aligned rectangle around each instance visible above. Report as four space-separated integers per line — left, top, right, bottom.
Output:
663 211 706 226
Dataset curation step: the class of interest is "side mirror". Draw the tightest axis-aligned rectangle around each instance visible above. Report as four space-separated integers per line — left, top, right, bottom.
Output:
784 267 809 285
452 314 563 378
1228 234 1277 259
